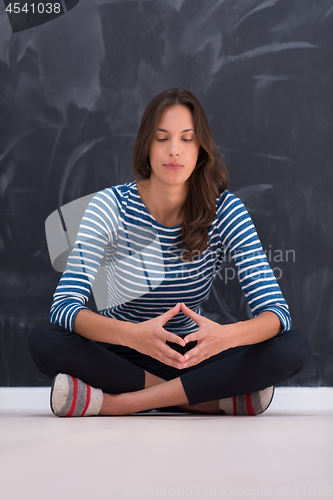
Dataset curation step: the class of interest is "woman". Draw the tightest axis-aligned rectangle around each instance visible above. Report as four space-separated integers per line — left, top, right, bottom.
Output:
26 88 312 417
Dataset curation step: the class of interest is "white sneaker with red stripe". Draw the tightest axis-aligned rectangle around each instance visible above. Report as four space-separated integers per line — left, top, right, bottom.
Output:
50 374 104 417
218 386 275 415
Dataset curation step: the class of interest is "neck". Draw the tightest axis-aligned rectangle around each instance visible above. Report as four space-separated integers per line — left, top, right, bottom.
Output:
137 177 188 227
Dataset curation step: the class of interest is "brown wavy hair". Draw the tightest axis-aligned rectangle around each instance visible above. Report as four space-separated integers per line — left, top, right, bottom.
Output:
133 88 228 260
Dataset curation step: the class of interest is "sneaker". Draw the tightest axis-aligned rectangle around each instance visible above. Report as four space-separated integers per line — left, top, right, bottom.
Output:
218 386 275 415
50 373 103 417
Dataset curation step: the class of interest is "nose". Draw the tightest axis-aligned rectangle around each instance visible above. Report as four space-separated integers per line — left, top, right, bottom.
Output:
169 142 179 157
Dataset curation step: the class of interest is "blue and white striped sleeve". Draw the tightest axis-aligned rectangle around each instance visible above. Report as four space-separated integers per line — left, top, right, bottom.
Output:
49 189 119 332
217 192 291 332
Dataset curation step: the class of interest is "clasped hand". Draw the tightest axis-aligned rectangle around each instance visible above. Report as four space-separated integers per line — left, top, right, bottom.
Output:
129 302 235 370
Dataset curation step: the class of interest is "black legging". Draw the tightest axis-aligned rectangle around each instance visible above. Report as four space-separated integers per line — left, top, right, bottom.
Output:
26 322 312 406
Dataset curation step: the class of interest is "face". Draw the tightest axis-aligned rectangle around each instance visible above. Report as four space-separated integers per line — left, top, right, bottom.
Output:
148 105 200 187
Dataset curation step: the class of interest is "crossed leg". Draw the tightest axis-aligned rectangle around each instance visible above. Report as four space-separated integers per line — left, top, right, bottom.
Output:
26 323 312 416
99 372 220 415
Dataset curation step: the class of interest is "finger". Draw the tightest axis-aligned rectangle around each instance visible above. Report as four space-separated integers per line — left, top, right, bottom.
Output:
163 329 186 347
158 303 181 325
183 331 200 345
180 303 202 325
158 346 187 368
156 336 185 361
163 343 185 363
163 356 187 369
183 345 204 367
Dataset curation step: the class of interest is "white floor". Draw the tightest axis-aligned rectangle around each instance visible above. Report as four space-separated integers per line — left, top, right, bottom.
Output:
1 388 333 500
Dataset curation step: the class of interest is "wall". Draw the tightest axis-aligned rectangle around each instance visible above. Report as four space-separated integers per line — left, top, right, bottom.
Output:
0 0 332 386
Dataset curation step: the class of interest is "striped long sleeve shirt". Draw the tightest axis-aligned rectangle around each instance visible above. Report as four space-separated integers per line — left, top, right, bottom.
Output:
50 181 291 335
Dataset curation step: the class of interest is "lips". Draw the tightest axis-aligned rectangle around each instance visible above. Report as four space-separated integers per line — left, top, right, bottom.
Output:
163 162 183 169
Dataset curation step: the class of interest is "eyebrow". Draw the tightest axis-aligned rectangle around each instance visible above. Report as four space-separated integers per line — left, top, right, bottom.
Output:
156 128 194 133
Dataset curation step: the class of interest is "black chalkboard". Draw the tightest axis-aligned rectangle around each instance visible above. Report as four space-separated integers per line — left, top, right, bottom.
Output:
0 0 332 386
